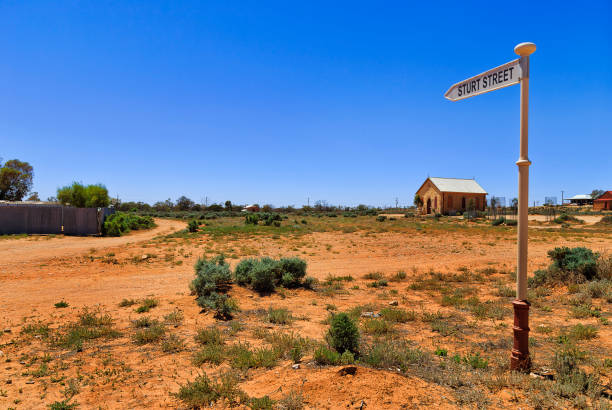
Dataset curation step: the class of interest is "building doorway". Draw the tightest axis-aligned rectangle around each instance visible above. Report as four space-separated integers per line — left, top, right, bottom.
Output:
427 198 432 214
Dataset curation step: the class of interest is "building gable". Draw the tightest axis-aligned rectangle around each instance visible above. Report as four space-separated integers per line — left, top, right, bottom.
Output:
595 191 612 201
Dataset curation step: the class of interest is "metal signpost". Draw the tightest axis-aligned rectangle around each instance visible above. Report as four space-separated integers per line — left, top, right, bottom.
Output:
445 42 536 371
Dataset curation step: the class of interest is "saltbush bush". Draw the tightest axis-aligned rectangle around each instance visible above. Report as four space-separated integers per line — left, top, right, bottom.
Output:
491 217 505 226
191 255 237 319
313 345 341 365
599 215 612 225
188 220 199 233
244 212 282 226
529 247 600 287
554 213 583 224
233 257 309 293
327 313 359 355
103 212 155 236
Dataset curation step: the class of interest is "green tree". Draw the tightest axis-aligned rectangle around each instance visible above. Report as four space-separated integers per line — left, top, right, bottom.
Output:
57 182 109 207
224 200 232 211
153 198 174 212
176 196 195 211
413 194 423 208
0 159 34 201
27 192 40 201
591 190 605 200
84 184 110 207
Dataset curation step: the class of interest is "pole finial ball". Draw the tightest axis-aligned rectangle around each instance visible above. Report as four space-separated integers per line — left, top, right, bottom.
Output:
514 42 536 56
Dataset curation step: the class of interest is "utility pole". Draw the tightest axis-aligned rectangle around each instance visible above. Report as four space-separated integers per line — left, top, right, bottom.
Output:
395 197 399 209
561 190 564 205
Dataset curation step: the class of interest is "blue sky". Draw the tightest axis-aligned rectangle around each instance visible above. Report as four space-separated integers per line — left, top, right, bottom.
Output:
1 1 610 207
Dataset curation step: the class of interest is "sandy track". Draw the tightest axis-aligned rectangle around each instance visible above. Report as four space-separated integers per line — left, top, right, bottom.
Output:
0 218 184 268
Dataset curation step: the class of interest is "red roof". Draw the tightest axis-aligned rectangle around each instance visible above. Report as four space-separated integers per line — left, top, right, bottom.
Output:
594 191 612 201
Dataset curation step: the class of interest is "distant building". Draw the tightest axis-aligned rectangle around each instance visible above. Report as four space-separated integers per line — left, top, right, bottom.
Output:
593 191 612 211
242 204 260 212
415 177 487 215
567 194 593 206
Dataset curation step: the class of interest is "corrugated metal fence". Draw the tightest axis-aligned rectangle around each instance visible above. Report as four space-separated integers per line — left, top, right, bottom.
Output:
0 203 114 235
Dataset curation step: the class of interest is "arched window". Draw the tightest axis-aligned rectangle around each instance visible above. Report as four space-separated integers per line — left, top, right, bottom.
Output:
434 197 437 209
462 197 466 209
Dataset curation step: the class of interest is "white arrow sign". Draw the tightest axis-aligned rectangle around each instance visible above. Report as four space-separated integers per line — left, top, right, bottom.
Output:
445 59 522 101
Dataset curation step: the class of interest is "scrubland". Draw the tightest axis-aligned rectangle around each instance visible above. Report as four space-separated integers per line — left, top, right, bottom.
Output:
1 214 611 409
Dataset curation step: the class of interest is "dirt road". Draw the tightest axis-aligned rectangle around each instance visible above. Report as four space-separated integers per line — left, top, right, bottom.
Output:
0 218 185 268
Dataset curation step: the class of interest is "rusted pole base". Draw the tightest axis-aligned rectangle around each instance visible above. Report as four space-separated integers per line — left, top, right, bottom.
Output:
510 300 531 371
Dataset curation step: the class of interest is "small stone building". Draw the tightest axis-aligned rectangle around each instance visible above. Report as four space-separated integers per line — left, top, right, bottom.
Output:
415 177 487 215
593 191 612 211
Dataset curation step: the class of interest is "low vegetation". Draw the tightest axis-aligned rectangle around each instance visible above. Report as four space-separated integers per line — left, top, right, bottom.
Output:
529 247 607 286
190 255 237 319
103 212 155 236
234 256 314 293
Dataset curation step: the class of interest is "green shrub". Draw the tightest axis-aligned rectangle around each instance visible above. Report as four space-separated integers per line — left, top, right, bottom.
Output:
53 309 120 351
552 345 600 397
188 220 199 233
278 258 307 287
360 339 428 372
340 350 355 364
249 396 276 409
233 258 257 286
599 215 612 225
568 324 598 340
491 217 505 226
233 256 309 293
174 372 246 408
226 343 279 370
54 300 69 308
266 307 292 325
133 322 166 345
390 270 407 281
314 346 341 365
380 307 415 323
327 313 359 354
162 334 185 353
529 247 600 287
47 399 79 410
582 280 612 298
251 259 278 293
362 319 393 335
118 298 136 307
191 255 236 319
367 279 388 288
195 327 224 345
363 271 384 280
505 219 517 226
103 212 155 236
463 353 488 369
135 298 159 313
376 215 387 222
193 344 225 365
554 214 583 224
434 348 448 357
245 214 260 225
276 391 304 410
